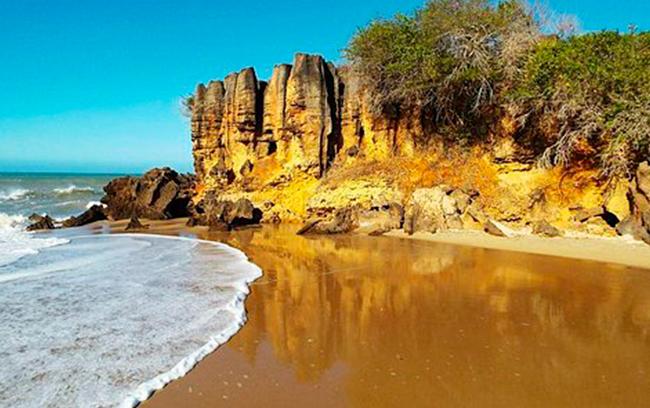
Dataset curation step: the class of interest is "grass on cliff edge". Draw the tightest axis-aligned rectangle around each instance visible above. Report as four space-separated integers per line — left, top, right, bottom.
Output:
345 0 650 181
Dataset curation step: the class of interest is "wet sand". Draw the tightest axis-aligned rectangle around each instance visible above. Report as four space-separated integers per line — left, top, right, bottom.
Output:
96 221 650 407
387 229 650 270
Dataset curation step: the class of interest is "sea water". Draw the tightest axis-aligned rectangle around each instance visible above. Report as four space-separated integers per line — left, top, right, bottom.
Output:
0 172 115 220
0 174 262 407
0 173 115 267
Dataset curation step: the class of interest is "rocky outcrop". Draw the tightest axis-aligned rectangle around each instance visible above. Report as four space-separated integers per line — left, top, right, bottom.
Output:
102 168 194 220
620 162 650 243
189 192 262 231
62 205 107 227
188 53 648 245
532 220 562 237
404 187 478 235
26 214 55 231
283 54 341 176
297 181 404 235
191 53 408 191
298 207 358 235
125 216 148 231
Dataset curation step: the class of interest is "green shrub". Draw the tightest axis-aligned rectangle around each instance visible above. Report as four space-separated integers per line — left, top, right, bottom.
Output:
345 0 539 133
346 0 649 180
180 94 195 118
511 32 650 178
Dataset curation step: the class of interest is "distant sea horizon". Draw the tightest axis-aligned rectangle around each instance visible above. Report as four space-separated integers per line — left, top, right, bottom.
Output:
0 172 119 222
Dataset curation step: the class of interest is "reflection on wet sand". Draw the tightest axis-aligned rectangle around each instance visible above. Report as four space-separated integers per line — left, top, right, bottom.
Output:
147 225 650 407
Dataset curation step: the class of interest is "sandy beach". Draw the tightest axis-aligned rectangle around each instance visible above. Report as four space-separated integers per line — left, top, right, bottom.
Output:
103 218 650 270
84 220 650 407
386 229 650 270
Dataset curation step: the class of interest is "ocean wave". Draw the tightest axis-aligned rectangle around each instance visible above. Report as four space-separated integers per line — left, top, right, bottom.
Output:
0 233 262 407
0 212 27 230
0 212 69 268
53 185 96 195
0 188 31 201
118 234 262 407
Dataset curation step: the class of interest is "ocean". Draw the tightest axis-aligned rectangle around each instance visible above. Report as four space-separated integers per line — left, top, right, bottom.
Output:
0 173 262 407
0 172 117 221
0 173 117 268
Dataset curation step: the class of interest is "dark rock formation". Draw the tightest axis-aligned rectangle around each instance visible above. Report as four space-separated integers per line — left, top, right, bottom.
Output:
102 168 194 220
190 192 263 231
125 216 148 231
26 214 55 231
62 205 107 228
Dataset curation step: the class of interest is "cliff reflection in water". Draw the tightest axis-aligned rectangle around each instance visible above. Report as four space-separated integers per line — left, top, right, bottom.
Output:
191 226 650 407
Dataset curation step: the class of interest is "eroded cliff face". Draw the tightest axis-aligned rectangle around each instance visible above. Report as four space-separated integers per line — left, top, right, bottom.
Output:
192 53 420 187
190 53 637 239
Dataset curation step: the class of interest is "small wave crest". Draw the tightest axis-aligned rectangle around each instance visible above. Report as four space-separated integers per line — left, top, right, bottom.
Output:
53 185 96 195
0 188 31 202
0 212 27 230
86 200 106 209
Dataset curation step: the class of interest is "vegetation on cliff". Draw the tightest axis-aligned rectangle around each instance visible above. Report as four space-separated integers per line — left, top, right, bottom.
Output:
345 0 649 180
511 32 650 179
345 0 539 131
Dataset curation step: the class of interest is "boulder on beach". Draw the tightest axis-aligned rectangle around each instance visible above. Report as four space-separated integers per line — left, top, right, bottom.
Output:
622 161 650 244
404 186 479 235
189 192 263 231
297 207 359 235
484 220 508 237
532 220 562 238
101 168 194 221
125 216 148 231
26 214 56 231
62 205 107 228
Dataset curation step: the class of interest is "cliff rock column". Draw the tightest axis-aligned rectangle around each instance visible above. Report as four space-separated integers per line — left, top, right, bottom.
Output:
284 53 341 176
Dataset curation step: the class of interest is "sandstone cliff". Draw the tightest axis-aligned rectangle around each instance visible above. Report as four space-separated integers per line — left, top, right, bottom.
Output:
191 54 417 186
190 53 644 241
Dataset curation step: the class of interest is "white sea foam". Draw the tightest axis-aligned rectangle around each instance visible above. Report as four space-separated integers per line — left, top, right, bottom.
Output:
85 200 106 209
0 233 262 407
0 212 69 268
0 188 31 201
53 185 95 195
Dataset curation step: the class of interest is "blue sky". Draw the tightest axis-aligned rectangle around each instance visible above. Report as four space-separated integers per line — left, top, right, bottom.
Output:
0 0 647 173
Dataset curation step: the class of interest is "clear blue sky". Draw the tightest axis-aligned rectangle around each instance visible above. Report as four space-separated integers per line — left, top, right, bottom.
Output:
0 0 647 174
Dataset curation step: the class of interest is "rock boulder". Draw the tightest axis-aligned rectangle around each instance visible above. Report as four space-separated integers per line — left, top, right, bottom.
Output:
532 220 562 237
190 192 263 231
297 207 359 235
404 186 478 235
125 216 148 231
622 162 650 244
26 214 56 231
102 168 194 220
62 205 107 228
484 220 509 237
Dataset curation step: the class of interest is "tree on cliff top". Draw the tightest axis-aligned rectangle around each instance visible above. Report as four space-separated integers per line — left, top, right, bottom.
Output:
346 0 650 180
510 31 650 180
345 0 540 133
